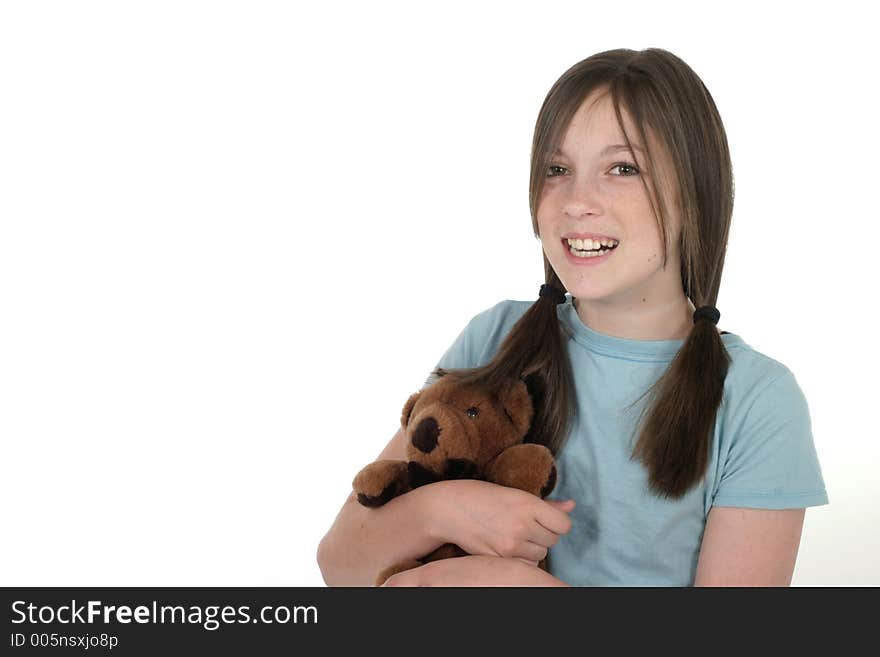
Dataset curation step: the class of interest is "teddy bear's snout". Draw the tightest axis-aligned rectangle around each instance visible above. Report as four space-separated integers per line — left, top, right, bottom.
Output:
411 416 441 454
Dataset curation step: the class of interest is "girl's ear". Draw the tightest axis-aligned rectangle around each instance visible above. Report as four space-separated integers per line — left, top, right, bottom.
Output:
400 390 422 429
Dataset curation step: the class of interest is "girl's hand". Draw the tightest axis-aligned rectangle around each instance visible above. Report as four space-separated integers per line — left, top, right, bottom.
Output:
380 555 569 587
423 479 576 564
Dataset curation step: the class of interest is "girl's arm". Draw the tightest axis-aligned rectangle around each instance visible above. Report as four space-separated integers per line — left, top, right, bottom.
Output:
380 554 571 587
317 483 448 586
318 427 575 586
317 426 447 586
693 506 805 586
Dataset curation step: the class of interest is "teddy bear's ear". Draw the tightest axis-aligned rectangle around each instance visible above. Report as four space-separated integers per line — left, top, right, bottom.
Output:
498 377 535 438
400 390 422 429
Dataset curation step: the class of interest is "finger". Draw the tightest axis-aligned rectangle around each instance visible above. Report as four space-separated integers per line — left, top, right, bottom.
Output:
528 523 560 548
381 571 416 587
516 540 548 563
537 505 575 536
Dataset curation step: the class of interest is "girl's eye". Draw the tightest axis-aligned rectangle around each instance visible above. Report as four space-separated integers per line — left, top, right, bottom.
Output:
546 163 640 178
610 162 640 176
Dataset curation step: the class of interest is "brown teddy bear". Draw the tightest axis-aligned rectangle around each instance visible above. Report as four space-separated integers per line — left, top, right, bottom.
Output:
352 368 558 586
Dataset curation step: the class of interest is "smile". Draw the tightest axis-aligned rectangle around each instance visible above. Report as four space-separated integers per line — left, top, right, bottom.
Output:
561 238 618 266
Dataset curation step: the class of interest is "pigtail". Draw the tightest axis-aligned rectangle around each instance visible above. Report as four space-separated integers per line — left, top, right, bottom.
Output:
625 308 732 498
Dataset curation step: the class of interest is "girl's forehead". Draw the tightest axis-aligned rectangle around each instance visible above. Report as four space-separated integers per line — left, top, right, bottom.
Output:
557 118 667 164
557 98 645 149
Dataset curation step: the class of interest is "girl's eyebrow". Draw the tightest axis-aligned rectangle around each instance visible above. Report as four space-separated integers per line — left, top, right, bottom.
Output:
552 143 645 158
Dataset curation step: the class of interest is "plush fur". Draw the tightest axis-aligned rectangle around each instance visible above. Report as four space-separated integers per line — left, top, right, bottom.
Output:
352 369 557 586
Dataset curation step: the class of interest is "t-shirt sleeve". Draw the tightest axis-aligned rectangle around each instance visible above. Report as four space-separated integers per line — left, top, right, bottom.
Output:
712 368 829 510
420 314 479 390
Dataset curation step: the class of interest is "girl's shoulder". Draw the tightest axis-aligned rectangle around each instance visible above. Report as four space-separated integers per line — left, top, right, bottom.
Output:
722 333 795 384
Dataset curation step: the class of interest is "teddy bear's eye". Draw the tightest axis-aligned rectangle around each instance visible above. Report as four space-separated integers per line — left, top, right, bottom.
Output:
466 407 479 418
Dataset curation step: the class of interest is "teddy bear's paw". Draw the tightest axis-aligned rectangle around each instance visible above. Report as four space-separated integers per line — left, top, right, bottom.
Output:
357 485 400 508
353 460 409 507
486 443 557 497
540 463 557 498
375 560 425 586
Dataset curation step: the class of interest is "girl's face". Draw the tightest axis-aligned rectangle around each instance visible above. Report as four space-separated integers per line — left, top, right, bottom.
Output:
537 88 685 309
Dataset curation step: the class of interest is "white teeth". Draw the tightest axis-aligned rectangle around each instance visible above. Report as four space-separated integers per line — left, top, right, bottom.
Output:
566 237 618 250
568 244 611 258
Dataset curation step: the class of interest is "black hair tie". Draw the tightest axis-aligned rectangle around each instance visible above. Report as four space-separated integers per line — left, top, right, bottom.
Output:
539 284 567 304
693 306 720 325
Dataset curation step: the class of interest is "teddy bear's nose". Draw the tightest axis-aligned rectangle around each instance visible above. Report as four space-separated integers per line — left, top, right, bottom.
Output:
411 417 440 453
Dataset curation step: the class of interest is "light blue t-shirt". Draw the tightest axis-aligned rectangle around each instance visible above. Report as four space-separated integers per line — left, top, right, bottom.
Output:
421 296 829 586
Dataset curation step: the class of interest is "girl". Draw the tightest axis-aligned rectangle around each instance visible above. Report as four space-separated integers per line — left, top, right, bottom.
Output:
316 47 828 586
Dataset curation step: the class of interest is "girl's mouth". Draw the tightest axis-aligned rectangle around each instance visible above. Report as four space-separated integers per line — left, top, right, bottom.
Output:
561 238 619 266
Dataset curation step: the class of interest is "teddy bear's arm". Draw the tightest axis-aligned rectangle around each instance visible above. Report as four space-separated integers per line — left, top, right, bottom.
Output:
352 459 413 507
484 443 557 498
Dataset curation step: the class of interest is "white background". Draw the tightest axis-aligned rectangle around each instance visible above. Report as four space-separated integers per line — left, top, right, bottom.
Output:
1 0 876 586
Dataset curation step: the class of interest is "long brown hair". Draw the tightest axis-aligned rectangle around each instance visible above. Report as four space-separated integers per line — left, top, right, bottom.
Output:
429 48 734 499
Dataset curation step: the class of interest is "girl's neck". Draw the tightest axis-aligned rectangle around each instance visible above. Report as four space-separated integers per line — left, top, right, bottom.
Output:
572 295 721 341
